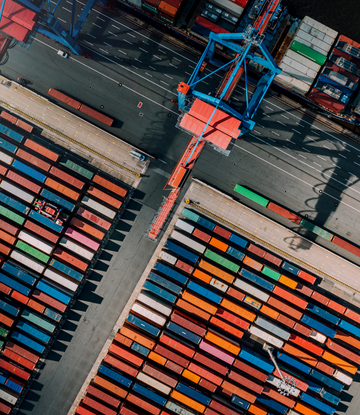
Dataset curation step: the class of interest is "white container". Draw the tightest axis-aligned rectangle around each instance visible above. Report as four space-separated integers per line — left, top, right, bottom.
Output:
166 401 196 415
10 250 45 274
309 330 326 344
0 151 13 165
234 278 269 302
210 0 244 17
210 278 228 292
81 196 116 219
137 293 172 316
249 325 284 348
159 250 177 265
131 302 166 326
0 180 34 203
170 229 206 254
275 72 311 95
303 16 338 39
0 387 17 405
59 238 94 261
288 410 303 415
333 370 353 386
280 63 314 86
266 375 300 397
44 268 79 293
284 49 321 72
175 218 194 234
295 29 332 54
282 57 318 78
255 317 291 340
19 231 54 255
299 23 335 46
136 372 171 395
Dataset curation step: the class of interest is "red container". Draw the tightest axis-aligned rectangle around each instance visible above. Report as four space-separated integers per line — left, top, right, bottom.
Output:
0 229 16 245
195 16 230 34
199 378 217 393
49 166 85 189
88 186 122 209
267 202 301 224
247 244 266 258
307 88 346 113
227 287 245 302
165 359 183 374
86 384 120 408
0 312 14 327
0 218 18 236
193 353 228 376
16 149 51 171
79 104 114 126
345 308 360 323
16 119 33 133
171 312 206 337
294 323 311 337
310 291 329 305
142 363 178 388
82 396 117 415
0 242 11 256
126 394 160 415
77 207 111 230
53 248 88 272
188 362 222 385
0 164 7 176
277 314 295 329
272 287 308 309
210 316 243 339
327 300 346 315
295 284 313 297
289 334 323 356
175 259 194 274
273 368 308 392
93 175 127 198
32 289 67 313
216 308 250 331
0 282 11 295
6 170 41 193
264 252 282 267
24 139 59 161
210 399 242 415
0 358 30 380
326 338 360 364
192 228 211 243
27 299 46 314
233 359 268 382
11 290 28 304
213 225 231 240
0 401 11 415
154 344 189 368
228 370 263 394
48 88 81 109
316 361 335 376
6 342 39 363
24 220 59 244
120 405 143 415
70 217 105 240
104 355 138 378
4 0 37 30
3 349 35 371
76 406 97 415
0 17 30 42
262 386 295 408
159 333 195 358
45 177 80 201
114 332 133 348
267 296 303 320
332 235 360 257
0 111 16 124
109 343 143 367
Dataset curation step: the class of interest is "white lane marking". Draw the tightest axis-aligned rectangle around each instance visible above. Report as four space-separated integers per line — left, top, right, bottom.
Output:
281 114 289 119
282 145 290 150
108 31 117 36
149 66 156 70
164 74 173 79
267 137 275 142
185 71 192 75
112 24 120 29
298 154 307 159
62 7 71 12
313 162 322 167
142 41 149 45
97 16 105 22
277 121 286 126
131 65 138 69
92 22 101 28
139 47 148 53
114 56 122 61
233 97 239 101
271 131 279 136
173 57 181 62
58 18 67 23
338 153 347 159
152 167 170 178
263 113 270 117
160 80 169 86
87 33 96 38
323 145 331 149
203 81 209 85
145 72 152 77
169 63 178 68
253 130 261 135
188 64 194 68
135 58 142 63
158 159 167 164
302 147 310 152
289 140 296 144
118 49 127 55
99 48 109 54
355 162 360 167
84 40 93 46
159 49 167 54
103 42 112 47
127 32 136 38
123 39 132 44
258 124 265 128
307 137 316 142
153 55 162 60
292 129 301 134
296 123 305 127
344 148 351 152
317 156 326 161
265 106 273 111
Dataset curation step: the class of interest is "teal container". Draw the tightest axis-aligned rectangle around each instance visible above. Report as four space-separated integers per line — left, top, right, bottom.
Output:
60 158 94 180
233 185 269 207
0 326 9 338
0 205 24 225
181 208 200 223
261 266 281 281
300 219 334 241
21 310 56 333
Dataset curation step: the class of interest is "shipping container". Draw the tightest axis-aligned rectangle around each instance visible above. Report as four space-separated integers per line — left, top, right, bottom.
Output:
154 343 189 368
267 297 303 320
24 221 58 245
0 388 17 405
131 302 166 327
0 138 17 153
24 139 58 161
229 233 248 249
36 279 72 305
289 334 323 355
127 313 160 337
86 384 121 408
325 338 360 364
239 347 274 373
226 246 245 261
21 309 55 333
0 272 30 296
32 288 67 312
220 298 255 322
311 291 330 305
198 260 234 284
249 325 284 347
147 272 182 295
306 303 340 325
88 186 122 209
204 249 239 273
109 342 143 367
243 256 263 271
261 266 281 281
181 208 199 223
176 298 211 322
12 159 46 183
205 330 240 355
53 248 88 272
192 228 211 243
187 363 222 386
1 179 34 204
44 268 79 293
233 185 269 207
333 369 353 386
10 250 45 274
187 281 222 304
143 281 176 304
49 166 84 189
0 191 29 215
11 330 45 354
301 315 336 338
255 317 291 340
45 177 80 201
171 313 206 337
81 396 117 415
273 286 308 309
321 350 357 374
49 258 83 281
239 268 274 291
175 260 194 275
136 372 171 395
81 196 117 219
300 393 335 415
159 250 177 266
210 316 243 339
98 364 132 388
93 174 127 197
170 390 205 413
29 210 63 233
0 123 23 142
93 375 127 398
154 263 188 285
209 237 228 253
41 189 75 212
16 149 50 172
16 239 49 263
59 238 94 261
65 228 100 252
199 340 235 365
229 369 263 394
60 158 94 179
77 207 111 230
247 244 266 258
0 151 12 166
279 274 297 290
79 105 114 126
18 230 54 255
0 219 18 236
298 270 317 284
277 351 311 374
234 278 269 302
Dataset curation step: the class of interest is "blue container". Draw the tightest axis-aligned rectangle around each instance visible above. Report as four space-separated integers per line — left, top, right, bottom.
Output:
229 234 248 249
226 246 245 261
164 240 199 264
36 280 72 305
147 272 183 295
0 272 31 296
132 383 167 406
5 380 23 393
11 331 44 354
131 342 149 356
50 259 83 282
196 216 215 231
143 281 176 304
339 319 360 338
307 380 322 393
320 390 341 406
2 262 36 286
12 160 46 183
301 315 336 338
276 352 311 374
176 383 211 405
0 137 17 153
187 281 222 304
239 347 274 373
239 268 275 291
154 263 188 285
281 262 300 275
0 123 23 142
306 303 340 326
231 395 250 410
0 192 29 214
126 313 160 337
17 320 51 343
44 308 62 322
191 22 211 39
256 395 287 415
166 322 201 345
0 299 19 317
98 365 132 388
310 369 343 393
41 189 75 212
300 393 335 415
0 371 7 385
29 210 63 233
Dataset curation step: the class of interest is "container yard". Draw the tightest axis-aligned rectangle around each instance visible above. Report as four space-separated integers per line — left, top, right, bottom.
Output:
71 179 360 415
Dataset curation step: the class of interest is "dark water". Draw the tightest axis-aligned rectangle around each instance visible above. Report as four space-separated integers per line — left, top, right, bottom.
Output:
282 0 360 42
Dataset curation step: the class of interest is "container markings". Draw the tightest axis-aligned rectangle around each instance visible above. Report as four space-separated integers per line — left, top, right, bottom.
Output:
277 121 286 126
139 47 148 53
292 129 301 134
302 147 310 152
123 39 133 45
338 153 347 159
271 131 279 136
281 114 289 119
108 31 117 36
92 22 102 28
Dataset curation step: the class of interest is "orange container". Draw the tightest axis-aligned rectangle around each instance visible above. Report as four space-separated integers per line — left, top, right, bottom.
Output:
326 338 360 365
335 331 360 349
187 362 222 385
120 326 155 350
289 334 323 356
271 287 308 310
345 308 360 323
0 312 14 327
45 177 80 201
148 351 167 366
50 166 85 189
54 248 88 272
11 290 28 305
160 333 195 358
311 291 329 305
158 1 178 17
295 402 321 415
248 404 267 415
182 291 217 315
205 331 240 355
27 299 46 314
176 298 211 321
104 354 138 378
0 229 16 245
88 186 122 209
221 298 256 322
126 393 161 415
93 174 128 198
210 316 244 339
283 343 318 366
0 282 11 295
262 386 295 408
114 333 132 348
322 350 357 374
278 275 297 290
170 390 205 413
0 242 11 256
209 237 228 252
71 217 105 240
3 349 35 371
0 164 7 176
182 369 200 384
193 268 212 284
228 370 263 394
221 380 256 403
198 259 234 284
297 270 317 284
243 256 263 271
327 300 346 314
260 304 279 320
93 375 127 398
16 149 51 171
24 138 59 161
227 287 245 302
108 343 143 367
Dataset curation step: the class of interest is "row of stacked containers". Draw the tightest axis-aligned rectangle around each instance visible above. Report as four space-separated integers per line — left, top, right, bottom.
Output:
75 206 360 415
0 112 132 414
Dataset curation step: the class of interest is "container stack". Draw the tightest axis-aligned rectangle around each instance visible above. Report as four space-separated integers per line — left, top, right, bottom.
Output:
275 16 338 96
75 205 360 415
142 0 184 25
0 112 131 413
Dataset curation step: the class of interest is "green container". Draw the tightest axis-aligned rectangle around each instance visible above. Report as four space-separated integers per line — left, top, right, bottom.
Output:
142 3 158 13
290 40 327 66
181 208 200 223
261 266 281 281
0 205 24 225
0 340 3 348
60 158 94 180
233 185 269 207
16 240 50 263
300 219 334 241
204 249 240 273
22 310 56 333
0 326 9 338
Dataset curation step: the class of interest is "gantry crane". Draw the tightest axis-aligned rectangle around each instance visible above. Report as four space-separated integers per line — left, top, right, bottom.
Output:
146 0 282 240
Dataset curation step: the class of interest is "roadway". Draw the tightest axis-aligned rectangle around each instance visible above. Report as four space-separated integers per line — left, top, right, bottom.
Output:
3 3 360 414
